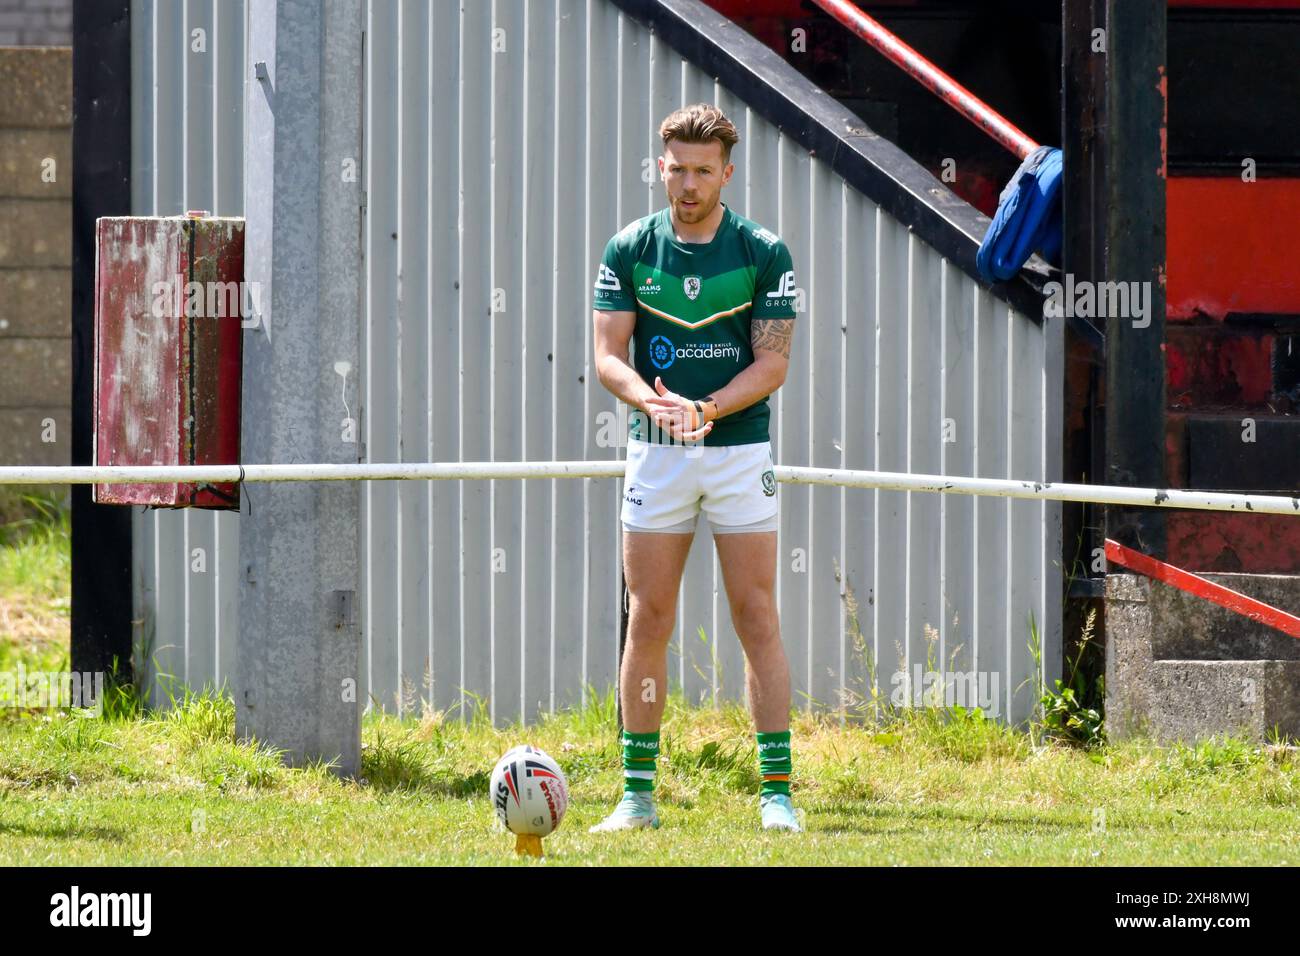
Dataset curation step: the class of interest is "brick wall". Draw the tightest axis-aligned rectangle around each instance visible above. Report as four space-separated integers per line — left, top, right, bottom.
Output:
0 46 71 466
0 0 72 47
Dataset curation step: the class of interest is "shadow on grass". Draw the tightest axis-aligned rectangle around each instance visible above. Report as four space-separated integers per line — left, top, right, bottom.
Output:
0 819 127 842
803 801 1099 835
362 764 491 798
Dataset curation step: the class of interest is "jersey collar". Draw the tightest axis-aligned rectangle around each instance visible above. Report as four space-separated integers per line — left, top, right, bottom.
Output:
661 201 733 254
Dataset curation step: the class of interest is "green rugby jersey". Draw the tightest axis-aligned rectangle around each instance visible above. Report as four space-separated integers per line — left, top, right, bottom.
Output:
592 203 797 446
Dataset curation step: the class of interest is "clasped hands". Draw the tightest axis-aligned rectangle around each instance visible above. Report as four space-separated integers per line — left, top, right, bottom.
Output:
643 376 716 443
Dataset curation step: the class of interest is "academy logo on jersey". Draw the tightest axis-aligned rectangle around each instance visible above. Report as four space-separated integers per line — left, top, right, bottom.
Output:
761 469 776 497
595 263 622 291
683 275 702 300
648 334 676 369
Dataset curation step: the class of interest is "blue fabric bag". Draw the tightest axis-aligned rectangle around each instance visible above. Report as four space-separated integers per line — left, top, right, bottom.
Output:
976 145 1063 283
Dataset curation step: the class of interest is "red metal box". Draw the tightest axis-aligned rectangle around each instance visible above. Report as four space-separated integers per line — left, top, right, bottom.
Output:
92 215 244 508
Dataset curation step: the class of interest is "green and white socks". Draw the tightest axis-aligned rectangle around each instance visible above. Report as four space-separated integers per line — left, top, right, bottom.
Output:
621 730 660 794
620 728 792 799
757 730 792 797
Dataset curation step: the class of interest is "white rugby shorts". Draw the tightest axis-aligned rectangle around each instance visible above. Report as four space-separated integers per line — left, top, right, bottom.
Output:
620 438 779 535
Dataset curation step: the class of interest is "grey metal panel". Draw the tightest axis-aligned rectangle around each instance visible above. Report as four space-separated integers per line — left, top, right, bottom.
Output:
976 296 1011 719
489 0 524 722
130 0 154 216
128 0 247 706
128 3 153 701
212 0 244 215
210 0 243 702
183 0 214 211
363 0 401 715
908 237 942 693
180 0 218 697
585 0 623 709
151 0 183 212
807 160 844 713
130 0 1062 728
1043 317 1065 714
874 210 908 706
458 0 493 721
146 0 186 704
130 505 156 697
426 0 461 718
776 133 812 707
1009 306 1048 725
398 0 432 714
615 12 651 226
521 0 557 720
840 184 876 715
214 509 237 690
941 261 976 681
552 0 590 717
237 0 365 773
608 6 648 712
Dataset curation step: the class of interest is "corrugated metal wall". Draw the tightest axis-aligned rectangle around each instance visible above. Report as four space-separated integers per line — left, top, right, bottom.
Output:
129 0 245 707
129 0 1062 725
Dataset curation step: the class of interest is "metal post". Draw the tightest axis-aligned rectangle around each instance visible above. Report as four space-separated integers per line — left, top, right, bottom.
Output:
237 0 364 775
1062 0 1106 290
1062 0 1108 594
1102 0 1167 557
71 0 133 684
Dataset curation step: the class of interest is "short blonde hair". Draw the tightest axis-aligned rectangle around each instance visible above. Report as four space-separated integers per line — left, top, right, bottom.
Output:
659 103 739 163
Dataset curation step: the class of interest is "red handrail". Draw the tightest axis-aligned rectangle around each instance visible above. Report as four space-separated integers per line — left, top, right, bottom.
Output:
810 0 1040 159
1106 539 1300 640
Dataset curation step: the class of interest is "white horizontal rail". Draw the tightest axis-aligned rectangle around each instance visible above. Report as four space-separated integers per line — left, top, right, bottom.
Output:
2 461 1298 515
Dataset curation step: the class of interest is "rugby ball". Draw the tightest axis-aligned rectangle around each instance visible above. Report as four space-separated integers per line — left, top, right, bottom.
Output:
490 744 569 837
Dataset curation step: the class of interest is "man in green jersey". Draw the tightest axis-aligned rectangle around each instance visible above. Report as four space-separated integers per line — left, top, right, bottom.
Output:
590 104 800 833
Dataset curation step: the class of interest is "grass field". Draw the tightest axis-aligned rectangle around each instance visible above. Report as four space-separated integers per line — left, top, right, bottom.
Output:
1 687 1299 866
2 486 1298 866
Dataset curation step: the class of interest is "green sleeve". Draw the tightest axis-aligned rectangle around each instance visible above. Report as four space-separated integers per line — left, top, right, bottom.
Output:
752 240 797 320
592 235 636 312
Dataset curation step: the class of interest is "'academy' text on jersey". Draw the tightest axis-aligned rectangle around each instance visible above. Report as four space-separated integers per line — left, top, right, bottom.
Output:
592 203 797 446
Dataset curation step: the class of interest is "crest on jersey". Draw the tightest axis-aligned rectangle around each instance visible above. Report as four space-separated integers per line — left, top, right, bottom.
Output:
683 275 702 301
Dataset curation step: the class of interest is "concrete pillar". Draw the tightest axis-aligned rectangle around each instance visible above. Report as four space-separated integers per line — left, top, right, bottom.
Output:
237 0 363 775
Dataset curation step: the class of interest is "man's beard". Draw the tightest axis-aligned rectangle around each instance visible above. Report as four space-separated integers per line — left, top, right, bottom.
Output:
676 192 717 222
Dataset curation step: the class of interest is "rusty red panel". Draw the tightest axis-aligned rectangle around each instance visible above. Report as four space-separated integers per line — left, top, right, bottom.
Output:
1167 178 1300 321
1168 512 1300 573
93 215 244 509
1166 327 1274 408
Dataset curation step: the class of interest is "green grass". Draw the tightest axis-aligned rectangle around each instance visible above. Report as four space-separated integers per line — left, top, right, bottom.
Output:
2 486 1298 865
1 687 1298 866
0 487 72 676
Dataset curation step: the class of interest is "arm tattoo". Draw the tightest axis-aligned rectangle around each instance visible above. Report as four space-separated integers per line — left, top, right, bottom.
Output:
751 318 794 360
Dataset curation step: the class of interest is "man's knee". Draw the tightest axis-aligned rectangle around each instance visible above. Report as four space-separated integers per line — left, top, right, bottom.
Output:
627 594 678 644
731 592 779 643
